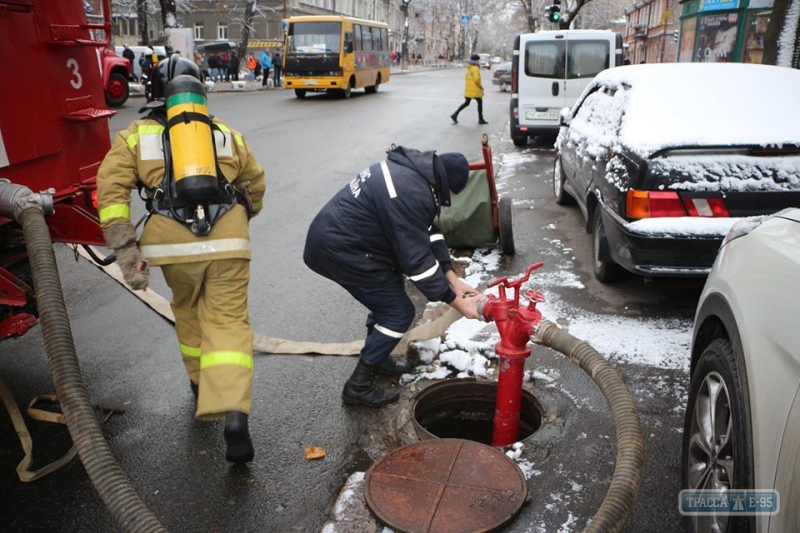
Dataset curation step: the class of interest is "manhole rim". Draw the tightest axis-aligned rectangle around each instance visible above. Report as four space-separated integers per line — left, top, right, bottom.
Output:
410 377 544 446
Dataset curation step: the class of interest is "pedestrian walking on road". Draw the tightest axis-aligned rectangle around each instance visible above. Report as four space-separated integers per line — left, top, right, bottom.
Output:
260 49 272 88
451 54 488 125
95 55 267 464
303 146 484 408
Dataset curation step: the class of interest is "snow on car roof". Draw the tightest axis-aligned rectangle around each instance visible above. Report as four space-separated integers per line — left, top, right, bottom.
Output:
589 63 800 156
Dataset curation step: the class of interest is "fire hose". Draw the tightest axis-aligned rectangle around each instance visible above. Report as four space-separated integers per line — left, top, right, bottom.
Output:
533 321 645 533
0 181 168 533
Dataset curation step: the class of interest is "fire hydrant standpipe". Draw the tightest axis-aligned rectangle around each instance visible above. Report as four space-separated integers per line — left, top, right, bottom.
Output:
478 262 545 447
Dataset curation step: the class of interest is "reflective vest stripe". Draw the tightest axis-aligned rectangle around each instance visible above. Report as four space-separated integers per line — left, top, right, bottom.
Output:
180 344 201 357
216 123 244 147
374 324 405 339
140 238 250 259
99 204 131 223
125 124 165 150
252 200 263 211
200 351 254 370
380 160 397 199
409 260 440 282
430 234 444 242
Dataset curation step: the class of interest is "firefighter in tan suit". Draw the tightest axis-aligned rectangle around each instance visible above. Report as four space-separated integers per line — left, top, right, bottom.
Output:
96 55 266 463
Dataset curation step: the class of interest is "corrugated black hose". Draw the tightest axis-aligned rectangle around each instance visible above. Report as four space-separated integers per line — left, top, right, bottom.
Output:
0 181 168 533
533 320 645 533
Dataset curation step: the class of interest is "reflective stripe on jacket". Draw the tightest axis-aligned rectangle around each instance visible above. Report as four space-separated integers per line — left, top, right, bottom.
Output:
96 115 267 266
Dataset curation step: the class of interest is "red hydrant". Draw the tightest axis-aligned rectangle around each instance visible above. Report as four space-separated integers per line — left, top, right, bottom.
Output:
477 262 545 447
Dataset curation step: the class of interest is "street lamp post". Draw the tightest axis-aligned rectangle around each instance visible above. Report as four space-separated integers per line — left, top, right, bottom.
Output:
401 0 411 71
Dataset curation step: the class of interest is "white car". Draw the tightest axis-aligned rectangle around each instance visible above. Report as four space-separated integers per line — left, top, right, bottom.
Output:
683 208 800 533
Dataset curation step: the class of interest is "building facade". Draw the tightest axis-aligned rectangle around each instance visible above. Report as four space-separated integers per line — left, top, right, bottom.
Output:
624 0 681 64
109 0 467 62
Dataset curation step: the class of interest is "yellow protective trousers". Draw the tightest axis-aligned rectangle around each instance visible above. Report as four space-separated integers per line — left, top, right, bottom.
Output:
161 258 254 421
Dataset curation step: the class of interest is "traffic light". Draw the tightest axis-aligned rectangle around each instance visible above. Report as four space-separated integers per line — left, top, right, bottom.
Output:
547 4 561 23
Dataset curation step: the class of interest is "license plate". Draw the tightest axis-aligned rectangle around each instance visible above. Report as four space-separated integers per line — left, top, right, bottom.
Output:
305 80 318 86
525 111 558 120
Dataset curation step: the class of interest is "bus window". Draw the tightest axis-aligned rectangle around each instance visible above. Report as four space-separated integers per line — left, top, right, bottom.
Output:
381 29 388 51
354 25 362 51
372 26 381 51
288 21 341 54
362 26 373 51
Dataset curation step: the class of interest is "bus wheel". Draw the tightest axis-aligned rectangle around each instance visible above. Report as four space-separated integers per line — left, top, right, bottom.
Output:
341 78 353 99
294 89 306 99
365 74 381 94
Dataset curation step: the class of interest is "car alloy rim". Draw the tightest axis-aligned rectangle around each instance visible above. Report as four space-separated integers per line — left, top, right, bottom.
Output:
593 218 603 270
554 159 563 197
687 371 734 532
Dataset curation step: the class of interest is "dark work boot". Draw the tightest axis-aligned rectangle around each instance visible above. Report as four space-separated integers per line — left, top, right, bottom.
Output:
342 360 399 408
224 411 254 464
450 113 458 124
479 118 489 125
374 356 412 377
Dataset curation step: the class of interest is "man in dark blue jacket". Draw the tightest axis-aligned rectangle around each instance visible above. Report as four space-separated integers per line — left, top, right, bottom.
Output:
304 146 483 408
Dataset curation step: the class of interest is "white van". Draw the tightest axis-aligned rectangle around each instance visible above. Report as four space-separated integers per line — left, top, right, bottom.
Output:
510 30 623 146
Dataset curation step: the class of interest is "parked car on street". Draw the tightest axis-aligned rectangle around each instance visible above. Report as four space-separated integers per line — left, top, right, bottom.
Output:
478 53 492 69
553 62 800 282
491 61 512 91
684 208 800 533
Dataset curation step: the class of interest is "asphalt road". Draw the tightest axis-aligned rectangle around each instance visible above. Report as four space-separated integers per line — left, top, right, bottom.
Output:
0 68 702 532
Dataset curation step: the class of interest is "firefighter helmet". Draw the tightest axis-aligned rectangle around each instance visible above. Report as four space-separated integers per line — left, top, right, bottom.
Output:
149 54 204 101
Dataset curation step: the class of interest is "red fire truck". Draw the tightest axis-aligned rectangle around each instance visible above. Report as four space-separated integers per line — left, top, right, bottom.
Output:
0 1 167 530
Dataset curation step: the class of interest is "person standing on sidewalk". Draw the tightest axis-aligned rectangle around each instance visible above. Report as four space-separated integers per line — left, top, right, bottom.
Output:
246 53 257 81
260 48 272 88
272 50 282 87
303 146 484 408
450 54 488 125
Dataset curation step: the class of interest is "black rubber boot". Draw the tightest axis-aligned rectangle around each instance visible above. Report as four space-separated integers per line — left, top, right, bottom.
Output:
342 360 399 408
479 118 489 125
224 411 254 464
374 356 412 377
450 113 458 124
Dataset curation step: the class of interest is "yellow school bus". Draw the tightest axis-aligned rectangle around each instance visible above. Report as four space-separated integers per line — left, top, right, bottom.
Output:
283 15 391 99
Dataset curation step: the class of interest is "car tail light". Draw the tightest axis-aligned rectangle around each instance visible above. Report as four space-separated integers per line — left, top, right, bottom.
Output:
626 190 686 219
512 106 519 119
681 197 730 217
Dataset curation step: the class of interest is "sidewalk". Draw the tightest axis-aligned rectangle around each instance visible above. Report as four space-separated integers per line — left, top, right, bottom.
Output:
128 62 459 98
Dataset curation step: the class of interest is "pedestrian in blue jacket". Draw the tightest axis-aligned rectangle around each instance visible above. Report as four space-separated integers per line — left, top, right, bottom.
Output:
303 147 483 408
260 49 272 87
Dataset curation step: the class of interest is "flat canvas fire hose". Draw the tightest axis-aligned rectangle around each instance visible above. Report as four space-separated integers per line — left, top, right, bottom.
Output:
77 246 462 356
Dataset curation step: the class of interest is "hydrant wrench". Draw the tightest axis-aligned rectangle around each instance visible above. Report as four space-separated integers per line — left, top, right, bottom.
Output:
477 262 545 447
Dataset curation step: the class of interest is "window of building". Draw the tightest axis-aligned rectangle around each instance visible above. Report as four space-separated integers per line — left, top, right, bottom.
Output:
742 10 770 63
194 23 204 40
217 23 228 40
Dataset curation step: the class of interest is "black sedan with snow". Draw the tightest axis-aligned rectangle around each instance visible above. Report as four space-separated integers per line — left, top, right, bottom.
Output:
553 62 800 282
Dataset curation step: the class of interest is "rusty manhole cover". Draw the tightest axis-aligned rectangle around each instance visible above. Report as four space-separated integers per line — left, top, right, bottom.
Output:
365 438 528 533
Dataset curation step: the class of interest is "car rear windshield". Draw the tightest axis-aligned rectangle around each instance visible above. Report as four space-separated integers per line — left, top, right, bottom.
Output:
524 40 609 80
646 153 800 192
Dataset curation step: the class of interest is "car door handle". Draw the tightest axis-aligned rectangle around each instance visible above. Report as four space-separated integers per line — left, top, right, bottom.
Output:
552 81 560 96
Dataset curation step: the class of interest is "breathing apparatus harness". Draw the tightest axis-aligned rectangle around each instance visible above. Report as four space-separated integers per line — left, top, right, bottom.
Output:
139 74 237 236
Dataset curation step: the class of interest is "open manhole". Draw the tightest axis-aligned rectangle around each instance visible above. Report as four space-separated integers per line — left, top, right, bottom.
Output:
412 378 543 445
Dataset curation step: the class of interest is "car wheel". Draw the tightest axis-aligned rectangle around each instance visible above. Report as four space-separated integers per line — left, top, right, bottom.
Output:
592 209 621 283
295 89 306 99
104 72 130 108
365 74 380 94
341 78 353 99
512 136 527 147
498 196 515 255
682 338 755 533
553 156 573 205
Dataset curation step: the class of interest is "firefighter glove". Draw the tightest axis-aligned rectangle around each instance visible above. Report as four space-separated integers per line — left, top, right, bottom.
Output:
115 244 150 291
103 224 149 291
